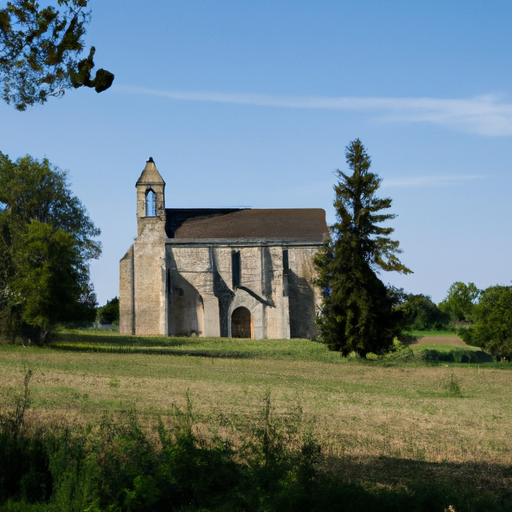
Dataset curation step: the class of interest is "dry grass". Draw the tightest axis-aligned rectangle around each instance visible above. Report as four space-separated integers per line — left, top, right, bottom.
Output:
0 344 510 464
1 337 512 503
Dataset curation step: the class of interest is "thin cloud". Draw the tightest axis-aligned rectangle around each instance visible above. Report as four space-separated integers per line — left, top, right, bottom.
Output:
117 85 512 137
381 174 487 188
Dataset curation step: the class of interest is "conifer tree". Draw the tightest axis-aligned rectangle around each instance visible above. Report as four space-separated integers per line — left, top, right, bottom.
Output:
314 139 411 356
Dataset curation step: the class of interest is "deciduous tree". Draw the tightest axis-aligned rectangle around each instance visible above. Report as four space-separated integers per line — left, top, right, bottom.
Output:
314 139 411 357
396 293 449 331
97 296 119 325
458 285 512 359
0 0 113 110
439 281 480 324
0 152 100 344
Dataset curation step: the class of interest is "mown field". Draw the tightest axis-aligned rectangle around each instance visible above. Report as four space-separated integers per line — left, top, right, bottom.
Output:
1 332 511 511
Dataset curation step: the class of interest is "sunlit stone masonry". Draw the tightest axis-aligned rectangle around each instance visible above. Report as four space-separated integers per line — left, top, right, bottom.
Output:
119 158 329 339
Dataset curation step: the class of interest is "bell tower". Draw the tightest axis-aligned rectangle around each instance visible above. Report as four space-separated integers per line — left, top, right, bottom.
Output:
122 156 168 336
136 157 166 236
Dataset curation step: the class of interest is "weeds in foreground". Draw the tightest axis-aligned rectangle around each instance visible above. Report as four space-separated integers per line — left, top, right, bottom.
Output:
444 373 463 397
0 369 32 440
0 372 509 512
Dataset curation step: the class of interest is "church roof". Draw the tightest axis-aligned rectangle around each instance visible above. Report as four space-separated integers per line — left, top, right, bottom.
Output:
166 208 328 243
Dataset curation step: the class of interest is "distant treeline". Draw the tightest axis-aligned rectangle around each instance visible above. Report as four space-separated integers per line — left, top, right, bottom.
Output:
392 282 512 359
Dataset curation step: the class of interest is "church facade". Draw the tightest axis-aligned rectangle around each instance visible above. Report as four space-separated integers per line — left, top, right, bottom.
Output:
119 158 329 339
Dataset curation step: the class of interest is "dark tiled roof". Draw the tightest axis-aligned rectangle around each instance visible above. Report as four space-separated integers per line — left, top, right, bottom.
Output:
165 208 247 238
166 208 328 243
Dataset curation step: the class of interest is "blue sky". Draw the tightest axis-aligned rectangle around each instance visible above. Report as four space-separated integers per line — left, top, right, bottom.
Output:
2 0 512 305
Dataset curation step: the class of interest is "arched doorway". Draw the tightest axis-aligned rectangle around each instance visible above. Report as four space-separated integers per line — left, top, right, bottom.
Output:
231 307 253 338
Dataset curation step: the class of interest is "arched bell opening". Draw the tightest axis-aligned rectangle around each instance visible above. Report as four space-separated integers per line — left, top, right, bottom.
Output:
231 306 253 338
145 188 156 217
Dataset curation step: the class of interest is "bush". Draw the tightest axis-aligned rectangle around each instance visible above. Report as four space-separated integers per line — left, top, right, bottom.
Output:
385 347 494 365
97 298 119 326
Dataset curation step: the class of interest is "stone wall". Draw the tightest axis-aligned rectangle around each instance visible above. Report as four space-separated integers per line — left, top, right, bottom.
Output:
119 245 134 335
133 222 167 335
287 247 320 339
166 243 320 339
119 221 167 336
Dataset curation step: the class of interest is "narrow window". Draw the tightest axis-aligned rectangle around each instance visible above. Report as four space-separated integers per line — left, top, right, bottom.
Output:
282 249 289 274
146 189 156 216
232 251 241 288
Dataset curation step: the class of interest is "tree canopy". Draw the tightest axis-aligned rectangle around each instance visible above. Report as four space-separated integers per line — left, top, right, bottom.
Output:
314 139 411 357
0 152 100 344
0 0 113 110
439 281 480 324
97 296 119 325
458 284 512 359
395 292 449 332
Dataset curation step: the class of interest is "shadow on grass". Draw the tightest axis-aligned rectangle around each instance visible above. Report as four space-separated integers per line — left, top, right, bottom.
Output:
324 453 512 497
312 454 512 512
49 333 336 362
49 341 258 359
397 332 420 346
53 332 191 348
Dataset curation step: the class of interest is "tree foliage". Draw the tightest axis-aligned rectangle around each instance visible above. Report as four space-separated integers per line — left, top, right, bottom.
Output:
439 281 480 324
0 152 100 344
0 0 113 110
395 292 449 331
458 285 512 359
314 139 411 357
97 296 119 325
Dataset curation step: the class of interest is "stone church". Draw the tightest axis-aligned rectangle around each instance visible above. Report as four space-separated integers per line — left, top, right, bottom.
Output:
119 158 329 339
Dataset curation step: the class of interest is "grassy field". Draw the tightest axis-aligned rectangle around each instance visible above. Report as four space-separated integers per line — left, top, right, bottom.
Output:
1 331 512 509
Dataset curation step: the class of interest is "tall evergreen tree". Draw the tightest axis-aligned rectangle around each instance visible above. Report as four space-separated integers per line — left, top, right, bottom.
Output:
314 139 411 357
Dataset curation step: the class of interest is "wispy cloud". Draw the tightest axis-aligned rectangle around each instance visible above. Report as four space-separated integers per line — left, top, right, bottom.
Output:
117 85 512 137
381 174 487 188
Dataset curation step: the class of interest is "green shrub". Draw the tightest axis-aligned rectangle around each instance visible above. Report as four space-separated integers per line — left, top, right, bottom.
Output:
385 346 494 365
444 373 463 397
